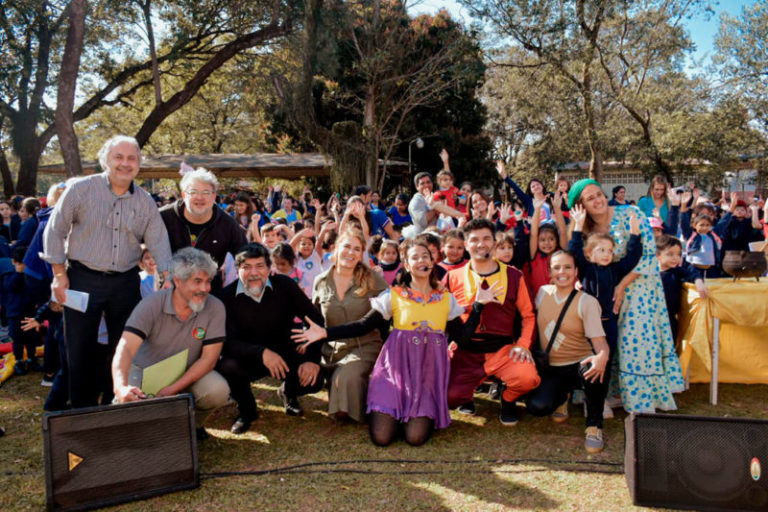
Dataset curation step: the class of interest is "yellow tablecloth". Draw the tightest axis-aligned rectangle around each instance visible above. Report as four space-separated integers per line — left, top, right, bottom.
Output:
679 278 768 384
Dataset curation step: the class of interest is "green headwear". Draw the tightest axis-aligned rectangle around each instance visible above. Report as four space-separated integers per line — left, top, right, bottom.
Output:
567 178 601 209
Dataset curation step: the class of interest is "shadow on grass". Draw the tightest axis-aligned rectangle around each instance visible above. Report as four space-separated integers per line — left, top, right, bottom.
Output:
2 371 767 510
199 380 614 510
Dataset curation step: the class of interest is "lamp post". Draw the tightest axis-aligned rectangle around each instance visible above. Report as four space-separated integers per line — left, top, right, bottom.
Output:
408 137 425 177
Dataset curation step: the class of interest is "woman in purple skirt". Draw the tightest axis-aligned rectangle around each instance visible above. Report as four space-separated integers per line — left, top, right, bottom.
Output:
294 238 501 446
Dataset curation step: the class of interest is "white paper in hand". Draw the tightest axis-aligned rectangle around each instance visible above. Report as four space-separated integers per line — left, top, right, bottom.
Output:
64 289 89 312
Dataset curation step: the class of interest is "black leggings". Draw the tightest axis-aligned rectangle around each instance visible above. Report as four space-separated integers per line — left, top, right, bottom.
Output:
525 363 607 429
369 412 434 447
9 316 37 362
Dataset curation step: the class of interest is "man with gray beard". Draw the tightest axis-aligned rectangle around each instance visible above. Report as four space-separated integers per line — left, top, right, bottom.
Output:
111 247 229 440
216 243 325 434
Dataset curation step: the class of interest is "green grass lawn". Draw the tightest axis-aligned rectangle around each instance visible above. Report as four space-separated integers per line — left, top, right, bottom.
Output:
2 374 767 511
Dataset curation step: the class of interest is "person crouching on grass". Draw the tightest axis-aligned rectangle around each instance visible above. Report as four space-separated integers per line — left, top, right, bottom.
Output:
293 238 501 447
525 250 610 453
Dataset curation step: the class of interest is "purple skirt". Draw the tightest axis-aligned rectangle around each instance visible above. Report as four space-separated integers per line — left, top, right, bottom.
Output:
366 328 451 429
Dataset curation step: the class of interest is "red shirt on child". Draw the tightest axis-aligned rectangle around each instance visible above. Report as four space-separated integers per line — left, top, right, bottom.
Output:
432 186 461 210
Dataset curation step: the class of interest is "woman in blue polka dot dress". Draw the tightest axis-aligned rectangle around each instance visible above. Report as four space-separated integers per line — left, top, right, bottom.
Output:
568 179 684 413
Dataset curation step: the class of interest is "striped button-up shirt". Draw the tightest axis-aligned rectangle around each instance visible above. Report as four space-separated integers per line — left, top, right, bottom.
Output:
43 172 172 273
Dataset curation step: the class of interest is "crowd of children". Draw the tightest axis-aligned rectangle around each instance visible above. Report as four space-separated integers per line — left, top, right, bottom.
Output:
2 160 767 450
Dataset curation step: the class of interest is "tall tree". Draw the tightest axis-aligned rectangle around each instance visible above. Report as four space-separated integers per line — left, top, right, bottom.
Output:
278 1 482 191
711 3 768 189
482 47 591 174
715 3 768 139
596 0 706 179
463 0 610 181
0 0 300 194
0 1 67 194
482 46 757 188
132 4 295 147
396 11 492 189
55 0 87 177
78 59 278 156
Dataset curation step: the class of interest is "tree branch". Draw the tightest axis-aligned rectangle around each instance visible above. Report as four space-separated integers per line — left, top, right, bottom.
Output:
135 20 292 145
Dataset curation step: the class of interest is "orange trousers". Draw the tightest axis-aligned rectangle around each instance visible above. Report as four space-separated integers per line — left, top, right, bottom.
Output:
447 344 540 408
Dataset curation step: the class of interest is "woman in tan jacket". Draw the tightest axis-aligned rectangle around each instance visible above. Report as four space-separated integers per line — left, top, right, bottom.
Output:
308 229 388 422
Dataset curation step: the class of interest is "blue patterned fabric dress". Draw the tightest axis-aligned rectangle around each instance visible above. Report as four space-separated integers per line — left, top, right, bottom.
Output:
610 205 685 412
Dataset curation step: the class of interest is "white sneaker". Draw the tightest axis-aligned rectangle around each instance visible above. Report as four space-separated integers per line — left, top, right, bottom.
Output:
605 395 623 409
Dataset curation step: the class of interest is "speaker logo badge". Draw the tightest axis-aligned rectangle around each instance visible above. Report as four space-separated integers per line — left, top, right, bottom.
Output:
751 457 761 481
68 451 83 471
192 327 206 340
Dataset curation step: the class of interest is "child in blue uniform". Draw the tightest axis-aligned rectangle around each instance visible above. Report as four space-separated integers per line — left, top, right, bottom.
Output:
656 235 709 341
567 205 642 393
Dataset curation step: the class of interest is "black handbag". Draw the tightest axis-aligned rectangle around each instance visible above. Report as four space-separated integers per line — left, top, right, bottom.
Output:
532 289 579 372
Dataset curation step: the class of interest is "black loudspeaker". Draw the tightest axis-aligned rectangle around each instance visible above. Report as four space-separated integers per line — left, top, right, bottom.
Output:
43 395 198 512
625 413 768 511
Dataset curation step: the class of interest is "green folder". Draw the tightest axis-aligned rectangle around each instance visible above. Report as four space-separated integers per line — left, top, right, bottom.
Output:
129 349 189 396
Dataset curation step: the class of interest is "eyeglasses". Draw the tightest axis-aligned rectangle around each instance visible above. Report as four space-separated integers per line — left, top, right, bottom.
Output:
186 189 214 197
239 263 268 272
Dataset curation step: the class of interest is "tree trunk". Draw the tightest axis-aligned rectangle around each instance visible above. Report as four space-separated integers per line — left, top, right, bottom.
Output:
0 144 15 198
640 117 671 181
330 121 365 192
579 52 602 182
649 148 670 181
142 0 163 106
15 139 42 196
363 86 376 186
10 112 42 196
588 143 603 182
575 0 604 182
55 0 87 178
365 146 377 187
581 86 603 182
0 116 14 197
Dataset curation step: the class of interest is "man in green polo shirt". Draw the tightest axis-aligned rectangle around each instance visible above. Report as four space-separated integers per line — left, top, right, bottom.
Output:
111 247 230 440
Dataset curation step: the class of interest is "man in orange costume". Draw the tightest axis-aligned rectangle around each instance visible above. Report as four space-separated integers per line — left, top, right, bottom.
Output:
446 218 539 425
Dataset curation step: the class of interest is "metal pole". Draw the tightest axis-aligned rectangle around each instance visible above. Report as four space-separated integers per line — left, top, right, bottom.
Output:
710 317 720 405
408 141 412 177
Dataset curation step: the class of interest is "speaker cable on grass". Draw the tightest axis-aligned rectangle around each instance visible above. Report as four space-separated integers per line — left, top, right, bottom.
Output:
202 457 625 480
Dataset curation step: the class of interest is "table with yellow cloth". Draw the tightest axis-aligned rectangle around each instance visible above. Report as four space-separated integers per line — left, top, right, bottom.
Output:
678 279 768 403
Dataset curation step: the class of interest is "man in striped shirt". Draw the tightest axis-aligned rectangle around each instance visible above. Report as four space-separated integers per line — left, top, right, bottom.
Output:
43 135 172 408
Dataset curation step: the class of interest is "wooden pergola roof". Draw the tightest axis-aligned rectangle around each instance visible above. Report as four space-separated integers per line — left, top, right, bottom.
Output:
38 152 410 180
38 153 332 180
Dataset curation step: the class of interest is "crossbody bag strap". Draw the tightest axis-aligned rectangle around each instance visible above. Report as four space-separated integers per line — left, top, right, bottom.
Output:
544 289 579 356
585 336 596 355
